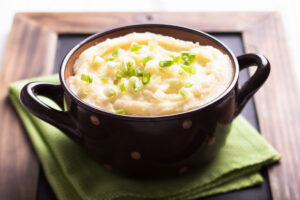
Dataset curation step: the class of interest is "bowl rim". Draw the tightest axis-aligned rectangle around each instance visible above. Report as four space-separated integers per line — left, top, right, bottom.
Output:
60 23 239 121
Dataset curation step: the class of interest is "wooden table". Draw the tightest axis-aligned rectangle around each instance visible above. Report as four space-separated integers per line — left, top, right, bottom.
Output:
0 12 299 200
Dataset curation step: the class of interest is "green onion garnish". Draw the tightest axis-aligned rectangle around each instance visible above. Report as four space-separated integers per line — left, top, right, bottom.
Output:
142 72 151 85
181 52 196 65
133 82 142 92
130 77 142 92
178 69 185 76
106 56 115 61
81 74 93 83
128 67 136 77
112 48 120 57
119 83 127 93
99 76 109 82
136 68 143 77
180 64 196 74
115 109 126 115
128 67 142 77
171 55 181 63
126 60 134 67
184 82 193 88
105 87 117 97
130 44 142 52
179 88 189 99
142 56 153 67
116 61 128 79
121 61 128 74
116 70 124 79
159 58 174 67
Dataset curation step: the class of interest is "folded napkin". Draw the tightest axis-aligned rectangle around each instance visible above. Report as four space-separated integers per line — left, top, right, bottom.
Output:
9 74 280 200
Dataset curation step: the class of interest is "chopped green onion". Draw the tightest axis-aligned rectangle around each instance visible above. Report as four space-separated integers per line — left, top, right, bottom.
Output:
133 82 142 92
184 82 193 88
112 48 120 57
130 44 142 52
121 61 128 74
81 74 93 83
171 55 181 63
126 60 134 67
142 72 151 85
180 64 196 74
99 76 109 82
116 61 128 79
119 83 127 93
116 70 124 79
159 58 174 67
109 89 117 97
115 109 126 115
142 56 153 66
136 68 143 77
106 56 115 61
129 77 137 84
178 69 185 76
128 67 136 77
128 67 142 77
181 52 196 65
130 77 141 92
105 87 117 97
179 88 189 99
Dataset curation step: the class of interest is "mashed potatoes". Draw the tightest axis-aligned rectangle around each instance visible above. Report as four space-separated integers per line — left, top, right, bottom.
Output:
68 32 233 116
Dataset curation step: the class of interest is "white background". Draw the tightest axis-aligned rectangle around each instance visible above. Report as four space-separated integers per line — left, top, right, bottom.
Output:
1 0 300 86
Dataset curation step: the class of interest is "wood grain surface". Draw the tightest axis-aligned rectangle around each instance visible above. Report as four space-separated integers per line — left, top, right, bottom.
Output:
243 13 300 199
0 14 57 200
0 12 299 200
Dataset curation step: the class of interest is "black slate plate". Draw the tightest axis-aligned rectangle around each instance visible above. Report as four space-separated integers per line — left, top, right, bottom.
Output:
36 33 272 200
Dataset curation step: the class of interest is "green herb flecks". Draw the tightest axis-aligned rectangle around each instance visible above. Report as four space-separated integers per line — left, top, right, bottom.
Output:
115 109 126 115
112 48 120 57
142 56 153 67
142 72 151 85
130 44 142 52
180 64 196 74
159 58 174 67
81 74 93 83
181 52 196 65
119 83 127 93
106 56 115 61
99 76 109 82
179 88 189 99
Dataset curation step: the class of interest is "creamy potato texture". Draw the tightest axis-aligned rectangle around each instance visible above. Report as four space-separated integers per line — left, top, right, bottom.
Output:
68 32 233 116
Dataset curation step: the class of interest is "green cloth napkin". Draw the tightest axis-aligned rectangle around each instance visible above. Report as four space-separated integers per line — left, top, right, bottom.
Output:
9 74 280 200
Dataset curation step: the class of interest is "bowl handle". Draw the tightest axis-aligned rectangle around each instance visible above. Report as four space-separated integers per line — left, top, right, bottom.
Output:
20 82 82 144
235 53 271 116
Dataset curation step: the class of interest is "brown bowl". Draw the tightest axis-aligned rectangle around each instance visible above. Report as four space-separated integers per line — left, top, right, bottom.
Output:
20 24 270 177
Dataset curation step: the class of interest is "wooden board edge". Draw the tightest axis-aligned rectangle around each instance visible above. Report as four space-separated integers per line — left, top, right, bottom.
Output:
16 12 273 33
243 12 300 200
0 13 58 200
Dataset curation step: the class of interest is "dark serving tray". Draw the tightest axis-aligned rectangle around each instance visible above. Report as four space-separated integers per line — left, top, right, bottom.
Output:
36 33 272 200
